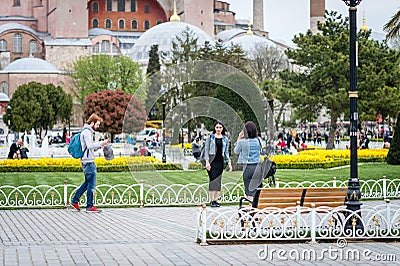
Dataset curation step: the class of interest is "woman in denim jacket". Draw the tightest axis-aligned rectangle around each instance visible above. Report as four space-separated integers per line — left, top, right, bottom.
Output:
204 121 232 207
234 121 262 201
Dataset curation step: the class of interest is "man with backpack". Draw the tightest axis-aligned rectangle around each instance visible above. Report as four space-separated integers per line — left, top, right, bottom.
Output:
70 114 110 213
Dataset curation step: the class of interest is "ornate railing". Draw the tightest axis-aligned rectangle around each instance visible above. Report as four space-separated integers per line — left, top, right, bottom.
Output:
196 201 400 244
0 176 399 209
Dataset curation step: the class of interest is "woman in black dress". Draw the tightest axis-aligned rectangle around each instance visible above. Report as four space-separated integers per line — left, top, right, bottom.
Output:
204 121 232 207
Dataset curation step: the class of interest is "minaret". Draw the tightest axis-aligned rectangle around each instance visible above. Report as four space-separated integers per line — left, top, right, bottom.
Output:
253 0 264 31
310 0 325 34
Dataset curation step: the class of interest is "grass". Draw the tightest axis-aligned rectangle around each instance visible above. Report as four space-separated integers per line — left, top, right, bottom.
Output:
0 163 399 187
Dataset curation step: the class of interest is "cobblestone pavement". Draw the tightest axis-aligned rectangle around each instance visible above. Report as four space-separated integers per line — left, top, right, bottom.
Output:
1 205 400 265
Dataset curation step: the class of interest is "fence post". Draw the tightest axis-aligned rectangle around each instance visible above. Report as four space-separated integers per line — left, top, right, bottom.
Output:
275 178 280 188
333 177 337 188
63 180 68 208
200 204 208 246
139 180 144 208
310 203 316 243
382 176 387 199
385 198 391 230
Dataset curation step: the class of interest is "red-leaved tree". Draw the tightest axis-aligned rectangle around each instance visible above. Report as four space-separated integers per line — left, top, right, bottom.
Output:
84 90 146 141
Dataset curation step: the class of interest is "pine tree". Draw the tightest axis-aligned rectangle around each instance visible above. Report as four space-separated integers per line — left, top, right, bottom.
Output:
387 112 400 165
146 44 160 76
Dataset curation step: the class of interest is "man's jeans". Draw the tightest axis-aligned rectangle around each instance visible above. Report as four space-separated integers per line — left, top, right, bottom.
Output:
72 162 97 208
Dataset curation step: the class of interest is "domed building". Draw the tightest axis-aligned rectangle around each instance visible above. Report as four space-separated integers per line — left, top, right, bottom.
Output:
224 27 281 59
0 58 71 98
128 11 213 62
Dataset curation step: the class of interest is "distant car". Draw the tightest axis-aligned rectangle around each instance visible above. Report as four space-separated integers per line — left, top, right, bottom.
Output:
135 128 158 142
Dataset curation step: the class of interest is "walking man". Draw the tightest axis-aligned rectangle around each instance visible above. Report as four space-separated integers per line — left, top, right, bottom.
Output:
70 114 109 212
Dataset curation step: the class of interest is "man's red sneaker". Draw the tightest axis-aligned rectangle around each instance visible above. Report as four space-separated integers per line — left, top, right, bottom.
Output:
70 202 80 211
86 206 102 213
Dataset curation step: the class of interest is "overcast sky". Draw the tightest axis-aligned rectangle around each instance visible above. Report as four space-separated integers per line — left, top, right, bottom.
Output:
224 0 399 45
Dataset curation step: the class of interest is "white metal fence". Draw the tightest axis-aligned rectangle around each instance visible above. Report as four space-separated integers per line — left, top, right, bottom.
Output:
196 201 400 244
0 177 399 209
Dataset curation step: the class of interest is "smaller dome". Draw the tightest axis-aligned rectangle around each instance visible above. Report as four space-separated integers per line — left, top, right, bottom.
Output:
0 93 10 102
89 28 115 37
225 34 280 59
216 28 246 43
2 58 59 73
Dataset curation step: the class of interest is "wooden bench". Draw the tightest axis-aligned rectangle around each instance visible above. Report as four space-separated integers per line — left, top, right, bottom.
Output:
239 187 348 210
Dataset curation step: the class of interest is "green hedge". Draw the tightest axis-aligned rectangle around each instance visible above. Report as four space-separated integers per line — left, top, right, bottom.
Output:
0 163 183 172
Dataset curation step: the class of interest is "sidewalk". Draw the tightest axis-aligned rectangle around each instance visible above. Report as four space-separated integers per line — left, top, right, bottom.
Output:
1 204 399 265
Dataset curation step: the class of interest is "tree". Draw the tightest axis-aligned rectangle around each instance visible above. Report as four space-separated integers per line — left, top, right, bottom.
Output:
145 45 162 120
71 55 144 107
384 9 400 41
146 44 161 76
8 82 72 138
248 43 289 85
84 90 146 141
280 11 400 149
387 112 400 165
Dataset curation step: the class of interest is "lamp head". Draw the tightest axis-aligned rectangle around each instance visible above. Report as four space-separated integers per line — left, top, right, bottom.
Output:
342 0 362 6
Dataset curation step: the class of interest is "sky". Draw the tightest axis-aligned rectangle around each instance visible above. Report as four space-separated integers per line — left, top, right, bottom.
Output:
224 0 399 45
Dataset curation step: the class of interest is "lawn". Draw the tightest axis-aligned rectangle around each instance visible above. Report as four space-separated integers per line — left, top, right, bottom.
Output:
1 163 399 187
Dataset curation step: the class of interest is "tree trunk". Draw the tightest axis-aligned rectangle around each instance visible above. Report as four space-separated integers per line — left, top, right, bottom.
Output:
326 114 338 150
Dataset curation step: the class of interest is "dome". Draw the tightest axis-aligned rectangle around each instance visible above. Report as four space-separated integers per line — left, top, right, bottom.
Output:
226 34 277 52
2 58 59 73
88 28 116 37
128 21 213 62
225 34 282 59
216 28 246 43
0 93 10 102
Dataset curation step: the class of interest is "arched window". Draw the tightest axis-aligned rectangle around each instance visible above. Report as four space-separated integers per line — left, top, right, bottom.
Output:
13 34 22 53
106 0 112 11
1 82 9 96
144 4 150 13
29 40 37 54
156 20 163 25
118 0 125 12
101 40 110 53
144 20 150 30
112 43 118 54
131 20 138 30
130 0 137 12
93 43 100 53
93 18 99 28
105 19 112 28
119 19 125 29
0 40 7 51
92 2 99 13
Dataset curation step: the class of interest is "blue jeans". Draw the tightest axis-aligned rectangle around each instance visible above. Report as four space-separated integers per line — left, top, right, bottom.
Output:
72 162 97 209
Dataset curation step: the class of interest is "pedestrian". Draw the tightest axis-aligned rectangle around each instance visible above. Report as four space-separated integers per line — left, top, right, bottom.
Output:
204 121 232 207
20 144 29 159
7 139 23 159
70 114 110 213
191 138 201 161
234 121 262 202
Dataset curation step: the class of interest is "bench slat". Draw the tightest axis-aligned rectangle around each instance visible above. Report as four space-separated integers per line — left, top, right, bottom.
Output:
253 187 347 210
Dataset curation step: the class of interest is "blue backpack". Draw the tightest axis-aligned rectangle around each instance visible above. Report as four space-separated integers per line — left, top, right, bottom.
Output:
68 128 89 159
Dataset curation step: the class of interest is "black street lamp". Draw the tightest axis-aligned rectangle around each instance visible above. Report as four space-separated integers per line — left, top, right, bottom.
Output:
159 87 168 163
342 0 363 229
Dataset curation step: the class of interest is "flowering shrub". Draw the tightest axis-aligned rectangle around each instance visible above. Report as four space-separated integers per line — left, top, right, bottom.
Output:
269 149 388 164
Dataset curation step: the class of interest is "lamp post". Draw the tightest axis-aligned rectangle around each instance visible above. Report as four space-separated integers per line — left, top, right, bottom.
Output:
342 0 363 230
159 87 168 163
263 97 268 149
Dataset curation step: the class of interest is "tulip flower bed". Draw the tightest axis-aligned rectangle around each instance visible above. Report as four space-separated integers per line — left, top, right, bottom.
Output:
0 156 183 172
0 149 388 171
